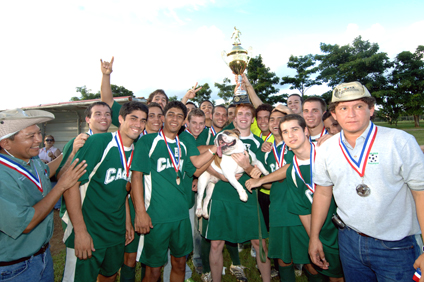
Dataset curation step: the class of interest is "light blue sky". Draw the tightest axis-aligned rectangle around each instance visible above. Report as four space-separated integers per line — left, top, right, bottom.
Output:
1 0 423 109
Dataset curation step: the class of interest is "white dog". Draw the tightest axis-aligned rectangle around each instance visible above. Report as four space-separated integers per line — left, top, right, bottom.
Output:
195 129 269 218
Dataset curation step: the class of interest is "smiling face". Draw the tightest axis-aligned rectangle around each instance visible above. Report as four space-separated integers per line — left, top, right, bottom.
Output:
280 119 307 151
212 107 228 129
287 95 302 115
151 93 168 110
228 107 236 123
257 110 271 133
188 115 205 138
323 115 342 135
86 104 112 134
164 107 185 134
303 101 324 130
214 130 239 157
332 100 374 138
0 124 42 162
200 101 213 120
234 106 254 132
146 106 164 133
119 110 147 144
268 111 285 137
44 135 55 149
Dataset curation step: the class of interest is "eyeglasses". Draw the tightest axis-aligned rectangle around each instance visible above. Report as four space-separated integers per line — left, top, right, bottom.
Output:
45 139 54 142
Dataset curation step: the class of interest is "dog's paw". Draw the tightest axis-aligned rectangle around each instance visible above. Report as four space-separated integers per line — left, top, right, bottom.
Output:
202 207 209 219
195 208 203 218
239 190 248 202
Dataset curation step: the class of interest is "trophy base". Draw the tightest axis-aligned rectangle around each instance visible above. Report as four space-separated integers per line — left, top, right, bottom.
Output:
232 94 250 105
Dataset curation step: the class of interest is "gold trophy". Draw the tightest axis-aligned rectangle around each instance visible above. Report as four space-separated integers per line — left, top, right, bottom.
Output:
221 27 253 104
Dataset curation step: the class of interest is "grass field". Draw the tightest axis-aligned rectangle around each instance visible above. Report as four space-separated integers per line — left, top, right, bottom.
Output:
375 121 424 145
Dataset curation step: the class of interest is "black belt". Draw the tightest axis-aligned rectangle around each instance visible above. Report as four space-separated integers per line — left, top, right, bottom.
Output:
0 243 49 267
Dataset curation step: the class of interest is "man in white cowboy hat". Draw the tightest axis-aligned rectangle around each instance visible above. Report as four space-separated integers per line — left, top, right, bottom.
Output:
309 81 424 282
0 108 87 282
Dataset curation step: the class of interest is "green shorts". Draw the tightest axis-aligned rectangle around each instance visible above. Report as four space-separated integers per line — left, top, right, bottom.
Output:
315 246 344 278
268 225 310 264
63 244 124 282
205 199 268 243
140 218 193 268
125 197 140 253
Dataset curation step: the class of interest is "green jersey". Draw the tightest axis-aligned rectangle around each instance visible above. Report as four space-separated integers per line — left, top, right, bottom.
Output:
261 142 300 227
63 132 132 249
287 159 339 251
131 132 198 224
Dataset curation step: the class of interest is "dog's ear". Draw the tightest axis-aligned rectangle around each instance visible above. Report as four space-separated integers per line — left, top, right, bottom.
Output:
232 128 241 136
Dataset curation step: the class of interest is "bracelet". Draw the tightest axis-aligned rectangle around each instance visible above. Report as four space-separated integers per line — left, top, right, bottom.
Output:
208 149 215 155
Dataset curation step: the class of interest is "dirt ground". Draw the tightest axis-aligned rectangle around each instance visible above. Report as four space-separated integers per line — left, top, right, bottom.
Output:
51 210 66 256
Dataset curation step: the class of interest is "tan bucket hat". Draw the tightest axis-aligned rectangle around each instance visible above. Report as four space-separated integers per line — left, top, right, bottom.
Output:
0 109 54 141
332 81 371 102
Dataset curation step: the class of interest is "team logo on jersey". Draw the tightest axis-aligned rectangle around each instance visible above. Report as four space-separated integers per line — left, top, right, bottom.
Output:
368 152 379 164
157 158 185 173
174 148 179 159
244 144 251 151
104 168 130 184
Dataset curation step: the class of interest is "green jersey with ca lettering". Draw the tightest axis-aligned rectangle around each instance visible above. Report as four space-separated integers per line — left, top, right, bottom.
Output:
63 132 133 249
131 132 198 224
261 142 300 227
287 159 339 251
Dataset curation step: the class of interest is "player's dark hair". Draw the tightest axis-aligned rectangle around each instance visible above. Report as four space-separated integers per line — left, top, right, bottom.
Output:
148 102 164 115
212 104 228 115
84 101 112 119
255 103 273 119
146 89 168 104
328 97 376 113
228 104 236 109
322 111 332 122
188 108 205 122
164 101 188 120
304 97 327 112
200 100 214 109
186 101 197 108
280 114 307 131
119 101 148 120
288 94 304 104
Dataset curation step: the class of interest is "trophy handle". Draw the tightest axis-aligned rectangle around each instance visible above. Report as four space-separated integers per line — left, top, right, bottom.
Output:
221 51 229 67
247 46 253 65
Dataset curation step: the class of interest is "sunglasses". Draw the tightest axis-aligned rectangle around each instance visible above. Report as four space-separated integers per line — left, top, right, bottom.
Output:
45 139 54 142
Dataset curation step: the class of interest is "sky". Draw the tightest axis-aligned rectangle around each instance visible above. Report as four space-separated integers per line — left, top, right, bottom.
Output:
1 0 423 110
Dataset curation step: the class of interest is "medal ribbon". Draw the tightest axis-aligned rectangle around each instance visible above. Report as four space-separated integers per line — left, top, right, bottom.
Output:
210 126 216 137
272 141 286 168
87 129 93 136
138 129 148 138
0 155 43 193
293 142 316 193
159 129 181 173
339 122 377 177
310 126 327 142
185 128 193 136
261 132 272 142
114 131 134 180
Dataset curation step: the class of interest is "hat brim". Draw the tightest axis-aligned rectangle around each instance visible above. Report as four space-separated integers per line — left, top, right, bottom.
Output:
0 110 54 139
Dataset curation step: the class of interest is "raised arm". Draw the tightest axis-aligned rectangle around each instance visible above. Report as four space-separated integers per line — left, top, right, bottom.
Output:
100 56 114 108
181 82 202 105
47 154 63 178
235 74 263 108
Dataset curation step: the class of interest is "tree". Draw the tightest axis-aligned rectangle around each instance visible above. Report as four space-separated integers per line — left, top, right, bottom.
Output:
373 88 403 126
168 95 178 102
316 36 391 97
214 78 235 105
246 55 284 105
189 83 213 105
280 54 321 97
71 85 134 101
390 45 424 127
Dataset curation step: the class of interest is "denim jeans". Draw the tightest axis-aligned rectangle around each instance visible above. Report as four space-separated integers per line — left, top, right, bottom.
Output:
338 226 421 282
0 246 53 282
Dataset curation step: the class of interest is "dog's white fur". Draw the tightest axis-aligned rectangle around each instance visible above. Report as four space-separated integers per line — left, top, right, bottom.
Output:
196 130 269 218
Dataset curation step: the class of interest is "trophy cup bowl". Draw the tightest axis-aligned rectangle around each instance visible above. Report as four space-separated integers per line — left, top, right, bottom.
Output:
222 33 252 104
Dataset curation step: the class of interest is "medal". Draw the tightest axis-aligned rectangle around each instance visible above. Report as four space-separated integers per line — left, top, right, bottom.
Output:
261 132 273 142
293 142 316 193
0 155 43 193
272 141 286 169
114 131 134 181
339 122 377 197
356 183 371 197
160 129 181 183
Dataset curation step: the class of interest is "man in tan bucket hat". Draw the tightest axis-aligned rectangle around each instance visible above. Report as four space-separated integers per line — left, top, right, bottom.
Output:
309 82 424 281
0 108 87 282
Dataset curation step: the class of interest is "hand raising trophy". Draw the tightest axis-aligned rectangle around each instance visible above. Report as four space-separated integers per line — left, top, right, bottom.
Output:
221 27 253 104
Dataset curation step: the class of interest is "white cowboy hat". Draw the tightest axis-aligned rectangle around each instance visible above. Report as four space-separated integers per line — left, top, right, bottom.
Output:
332 81 371 103
0 108 54 141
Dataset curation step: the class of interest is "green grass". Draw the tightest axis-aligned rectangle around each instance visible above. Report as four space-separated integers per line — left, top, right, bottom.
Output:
375 121 424 145
53 244 309 282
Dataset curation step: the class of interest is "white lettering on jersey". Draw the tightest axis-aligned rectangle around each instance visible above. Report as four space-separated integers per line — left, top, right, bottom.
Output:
305 189 313 204
270 163 276 173
157 158 185 173
104 168 128 184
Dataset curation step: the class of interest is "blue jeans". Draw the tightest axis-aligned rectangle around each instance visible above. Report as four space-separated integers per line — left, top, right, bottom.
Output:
338 226 420 282
0 246 53 282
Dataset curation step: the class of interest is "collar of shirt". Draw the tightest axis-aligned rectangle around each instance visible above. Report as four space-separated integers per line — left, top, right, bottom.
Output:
341 121 372 150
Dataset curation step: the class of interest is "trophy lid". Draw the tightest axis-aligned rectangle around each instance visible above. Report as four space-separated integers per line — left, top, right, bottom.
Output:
227 44 248 57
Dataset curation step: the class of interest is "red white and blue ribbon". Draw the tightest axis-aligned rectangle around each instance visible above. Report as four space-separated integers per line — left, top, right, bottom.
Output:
293 142 316 193
159 129 180 173
339 122 377 177
272 141 286 168
114 131 134 181
261 132 273 142
310 126 327 142
413 268 421 282
185 128 193 136
87 129 93 136
0 155 43 193
210 126 217 137
139 129 148 138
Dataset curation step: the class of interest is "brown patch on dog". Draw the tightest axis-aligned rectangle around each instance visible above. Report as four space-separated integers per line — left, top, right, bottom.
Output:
213 129 240 169
213 155 222 169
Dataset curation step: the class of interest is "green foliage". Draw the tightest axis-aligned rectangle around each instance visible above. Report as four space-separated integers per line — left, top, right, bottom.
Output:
168 95 179 102
281 54 321 97
316 36 391 95
246 55 285 105
71 85 134 101
215 77 235 105
190 83 213 106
